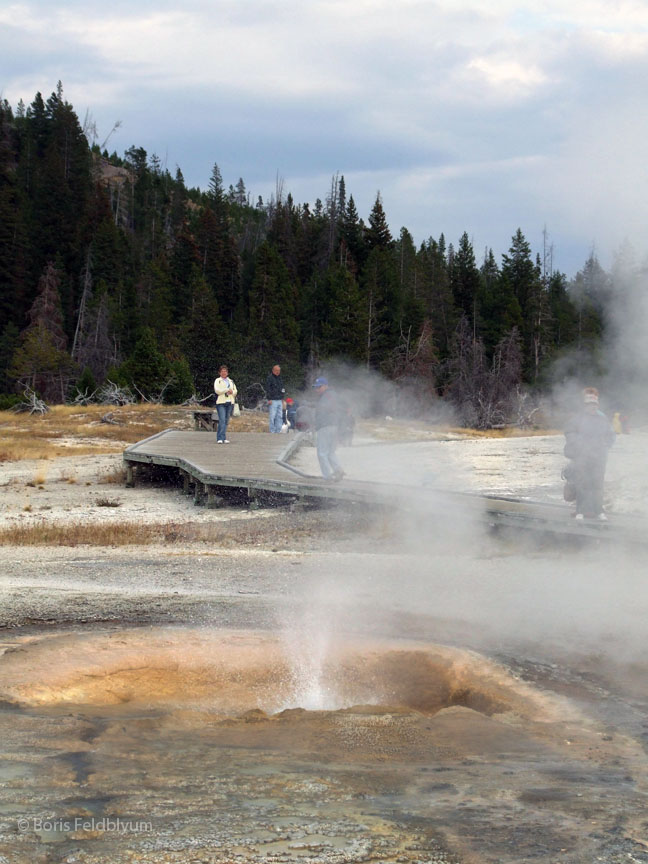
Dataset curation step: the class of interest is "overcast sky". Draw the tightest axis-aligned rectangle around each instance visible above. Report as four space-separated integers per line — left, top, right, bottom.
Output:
2 0 647 276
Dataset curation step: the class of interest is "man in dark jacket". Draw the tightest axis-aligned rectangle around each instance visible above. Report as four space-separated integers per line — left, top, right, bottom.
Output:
265 364 285 433
564 387 615 520
313 377 344 481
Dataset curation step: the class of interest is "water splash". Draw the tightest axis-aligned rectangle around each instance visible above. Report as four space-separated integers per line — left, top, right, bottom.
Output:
279 607 342 711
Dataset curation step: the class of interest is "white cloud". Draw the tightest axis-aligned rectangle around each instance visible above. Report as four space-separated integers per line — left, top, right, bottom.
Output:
2 0 648 273
464 56 548 100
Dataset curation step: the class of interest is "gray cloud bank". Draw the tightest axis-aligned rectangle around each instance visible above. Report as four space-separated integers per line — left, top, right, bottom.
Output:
2 0 648 274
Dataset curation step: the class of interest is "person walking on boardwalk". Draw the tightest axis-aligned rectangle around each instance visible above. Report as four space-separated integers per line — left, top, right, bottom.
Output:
564 387 615 520
265 364 286 433
313 377 344 482
214 365 237 444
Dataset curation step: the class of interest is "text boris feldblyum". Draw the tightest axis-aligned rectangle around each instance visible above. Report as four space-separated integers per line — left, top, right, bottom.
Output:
18 816 153 835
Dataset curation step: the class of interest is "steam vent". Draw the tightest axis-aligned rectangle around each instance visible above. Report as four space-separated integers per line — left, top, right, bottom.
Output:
2 424 648 862
2 619 648 863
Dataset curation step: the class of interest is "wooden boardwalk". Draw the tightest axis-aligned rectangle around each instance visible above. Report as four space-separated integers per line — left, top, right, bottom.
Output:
123 430 647 545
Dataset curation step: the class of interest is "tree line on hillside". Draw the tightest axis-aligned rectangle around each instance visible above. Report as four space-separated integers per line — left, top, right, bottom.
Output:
0 83 630 425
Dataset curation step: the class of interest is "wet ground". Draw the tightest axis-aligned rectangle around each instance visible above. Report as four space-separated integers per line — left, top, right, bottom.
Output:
2 514 648 863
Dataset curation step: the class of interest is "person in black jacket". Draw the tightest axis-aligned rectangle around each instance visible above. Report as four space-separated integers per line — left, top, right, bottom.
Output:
265 364 286 433
564 387 615 520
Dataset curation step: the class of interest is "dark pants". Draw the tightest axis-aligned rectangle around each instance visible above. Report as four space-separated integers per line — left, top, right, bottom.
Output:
216 402 233 442
572 454 607 516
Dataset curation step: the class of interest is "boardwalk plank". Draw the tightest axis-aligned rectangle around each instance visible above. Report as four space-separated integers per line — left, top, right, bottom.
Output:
123 430 646 545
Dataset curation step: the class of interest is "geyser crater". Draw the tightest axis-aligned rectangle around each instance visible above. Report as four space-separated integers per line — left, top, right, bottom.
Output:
0 627 555 723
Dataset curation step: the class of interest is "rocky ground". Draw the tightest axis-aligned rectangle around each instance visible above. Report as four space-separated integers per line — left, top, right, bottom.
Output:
1 423 648 863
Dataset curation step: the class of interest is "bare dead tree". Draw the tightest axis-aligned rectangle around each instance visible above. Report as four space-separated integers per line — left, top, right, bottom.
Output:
100 120 122 152
70 388 98 406
72 247 92 360
445 321 523 428
132 377 175 404
11 388 50 415
96 380 136 405
100 411 120 425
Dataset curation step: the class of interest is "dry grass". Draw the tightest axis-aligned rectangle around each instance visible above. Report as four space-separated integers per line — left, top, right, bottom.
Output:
97 465 128 485
0 520 162 546
444 426 560 438
0 519 249 547
0 507 390 549
33 467 48 485
0 404 269 463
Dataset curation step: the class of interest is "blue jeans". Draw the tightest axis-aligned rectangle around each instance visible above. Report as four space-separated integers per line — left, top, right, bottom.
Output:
316 425 342 479
269 400 283 433
216 402 233 441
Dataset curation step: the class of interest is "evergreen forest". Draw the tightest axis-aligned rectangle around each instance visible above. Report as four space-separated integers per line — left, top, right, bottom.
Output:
0 85 626 425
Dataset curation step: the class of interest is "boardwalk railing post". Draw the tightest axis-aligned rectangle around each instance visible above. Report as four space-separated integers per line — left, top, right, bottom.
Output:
206 487 224 508
248 486 261 510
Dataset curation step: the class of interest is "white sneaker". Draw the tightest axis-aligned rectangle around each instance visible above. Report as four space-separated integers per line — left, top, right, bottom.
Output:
575 513 584 521
598 513 608 521
224 439 230 444
217 440 223 444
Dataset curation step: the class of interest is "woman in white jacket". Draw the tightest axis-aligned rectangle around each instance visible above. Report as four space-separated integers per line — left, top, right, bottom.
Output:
213 365 237 443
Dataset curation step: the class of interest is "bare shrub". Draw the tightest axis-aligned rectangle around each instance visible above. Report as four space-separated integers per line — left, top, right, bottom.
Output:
11 388 50 415
96 380 136 405
445 320 524 429
97 465 127 484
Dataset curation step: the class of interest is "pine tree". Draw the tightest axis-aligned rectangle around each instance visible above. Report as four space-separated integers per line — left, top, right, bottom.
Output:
478 271 523 357
196 197 239 322
365 192 392 250
568 252 606 372
416 236 456 358
246 242 299 366
181 266 228 395
340 194 365 272
234 178 247 206
396 227 425 346
0 100 29 330
451 232 481 329
0 322 20 392
361 246 400 369
547 271 578 351
501 229 536 314
10 261 76 400
501 228 543 378
116 327 170 399
170 225 201 322
165 356 194 403
208 162 228 228
26 261 68 350
318 265 366 362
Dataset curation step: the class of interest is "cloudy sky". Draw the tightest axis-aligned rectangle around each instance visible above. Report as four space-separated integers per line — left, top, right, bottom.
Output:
1 0 647 275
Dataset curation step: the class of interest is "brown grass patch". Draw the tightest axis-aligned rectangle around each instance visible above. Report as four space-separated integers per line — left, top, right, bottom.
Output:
0 520 163 546
0 508 392 550
0 520 239 547
443 426 560 438
97 465 127 484
0 404 268 463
